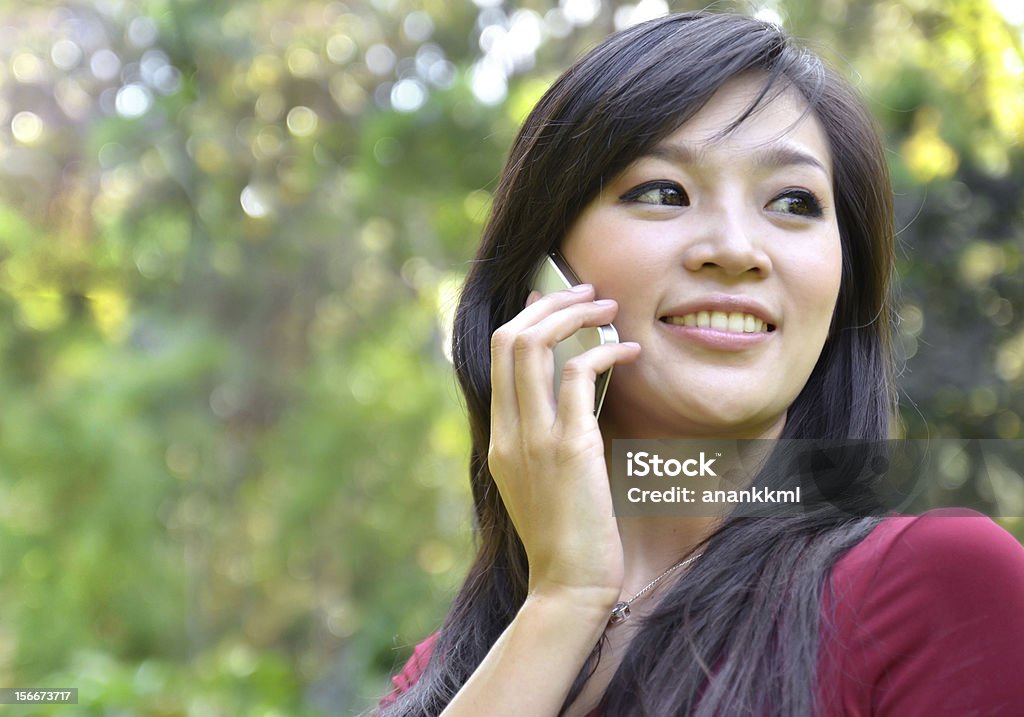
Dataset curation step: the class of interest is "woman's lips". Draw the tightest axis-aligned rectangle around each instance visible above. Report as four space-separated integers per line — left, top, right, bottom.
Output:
659 311 775 350
663 310 773 333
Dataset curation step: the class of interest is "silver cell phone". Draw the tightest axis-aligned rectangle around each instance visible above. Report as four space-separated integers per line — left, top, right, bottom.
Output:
530 251 619 417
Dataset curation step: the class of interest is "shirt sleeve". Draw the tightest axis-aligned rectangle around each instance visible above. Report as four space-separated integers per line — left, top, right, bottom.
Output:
820 510 1024 716
378 631 440 708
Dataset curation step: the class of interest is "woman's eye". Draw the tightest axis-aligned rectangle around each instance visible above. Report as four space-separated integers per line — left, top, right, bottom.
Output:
620 181 689 207
766 190 824 218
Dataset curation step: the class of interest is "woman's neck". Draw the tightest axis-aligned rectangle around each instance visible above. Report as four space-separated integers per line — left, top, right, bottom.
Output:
614 515 718 598
601 414 786 598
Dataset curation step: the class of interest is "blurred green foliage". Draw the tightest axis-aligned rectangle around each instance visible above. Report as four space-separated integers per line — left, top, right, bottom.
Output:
0 0 1021 714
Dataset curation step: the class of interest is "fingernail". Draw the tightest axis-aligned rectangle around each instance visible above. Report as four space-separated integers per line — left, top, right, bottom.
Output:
569 284 592 293
594 299 616 306
624 341 641 349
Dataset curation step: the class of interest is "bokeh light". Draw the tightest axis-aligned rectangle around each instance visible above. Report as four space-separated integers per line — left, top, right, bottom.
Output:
560 0 601 25
364 43 396 75
50 39 82 69
11 111 43 144
89 48 121 81
127 16 159 47
115 83 152 118
285 105 318 136
390 78 426 112
326 33 357 64
240 184 272 218
12 52 46 83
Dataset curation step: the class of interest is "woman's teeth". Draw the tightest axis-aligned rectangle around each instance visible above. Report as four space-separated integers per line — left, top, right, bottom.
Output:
664 311 769 333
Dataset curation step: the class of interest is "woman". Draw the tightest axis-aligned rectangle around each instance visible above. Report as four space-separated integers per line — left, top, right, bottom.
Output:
377 11 1024 716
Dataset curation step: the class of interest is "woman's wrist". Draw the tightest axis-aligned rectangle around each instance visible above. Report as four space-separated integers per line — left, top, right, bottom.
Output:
517 589 616 659
524 583 621 622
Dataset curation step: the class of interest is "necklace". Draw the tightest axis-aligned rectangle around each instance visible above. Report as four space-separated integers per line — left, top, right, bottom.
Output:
608 552 704 626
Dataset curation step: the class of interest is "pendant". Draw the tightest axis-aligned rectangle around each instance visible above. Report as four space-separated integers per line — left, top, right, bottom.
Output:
609 601 631 625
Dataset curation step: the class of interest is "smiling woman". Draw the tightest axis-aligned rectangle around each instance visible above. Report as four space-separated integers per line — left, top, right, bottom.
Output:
372 11 1024 717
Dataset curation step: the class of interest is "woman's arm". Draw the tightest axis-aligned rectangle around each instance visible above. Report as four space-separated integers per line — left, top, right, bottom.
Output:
439 285 639 715
439 588 613 716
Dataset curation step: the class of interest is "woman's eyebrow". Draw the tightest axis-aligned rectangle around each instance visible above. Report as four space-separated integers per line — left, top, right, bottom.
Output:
643 141 832 179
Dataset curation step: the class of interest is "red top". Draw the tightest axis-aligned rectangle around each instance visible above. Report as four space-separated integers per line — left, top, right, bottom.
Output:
380 511 1024 715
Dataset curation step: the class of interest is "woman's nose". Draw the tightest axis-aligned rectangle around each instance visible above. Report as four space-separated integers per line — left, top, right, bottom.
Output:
680 206 773 277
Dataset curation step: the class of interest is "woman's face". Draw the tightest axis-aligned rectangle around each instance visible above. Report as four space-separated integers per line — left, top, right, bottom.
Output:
561 74 842 439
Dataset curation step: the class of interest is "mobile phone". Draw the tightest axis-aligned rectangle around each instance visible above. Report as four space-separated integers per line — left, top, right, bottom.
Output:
530 251 619 417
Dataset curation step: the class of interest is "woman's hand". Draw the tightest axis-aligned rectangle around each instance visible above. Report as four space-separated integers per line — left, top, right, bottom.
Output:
488 283 641 607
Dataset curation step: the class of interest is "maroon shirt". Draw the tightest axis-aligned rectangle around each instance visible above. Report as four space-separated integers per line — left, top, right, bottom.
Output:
381 511 1024 715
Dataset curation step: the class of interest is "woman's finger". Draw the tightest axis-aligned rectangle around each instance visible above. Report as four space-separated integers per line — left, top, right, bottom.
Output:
490 286 596 436
512 298 621 428
555 341 642 427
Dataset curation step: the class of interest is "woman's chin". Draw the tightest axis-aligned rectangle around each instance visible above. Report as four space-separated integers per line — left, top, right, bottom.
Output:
601 397 787 440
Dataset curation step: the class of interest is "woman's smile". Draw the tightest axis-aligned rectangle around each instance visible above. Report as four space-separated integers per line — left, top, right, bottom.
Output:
658 294 777 349
658 315 774 350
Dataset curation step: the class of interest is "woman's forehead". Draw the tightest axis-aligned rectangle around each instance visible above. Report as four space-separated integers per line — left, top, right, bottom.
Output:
644 75 833 177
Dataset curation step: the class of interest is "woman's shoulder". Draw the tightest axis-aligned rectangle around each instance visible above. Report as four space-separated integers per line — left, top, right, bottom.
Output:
826 508 1024 634
830 508 1024 595
819 509 1024 715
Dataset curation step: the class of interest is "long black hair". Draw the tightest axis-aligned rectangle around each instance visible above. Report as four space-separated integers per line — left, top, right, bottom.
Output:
381 11 895 716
